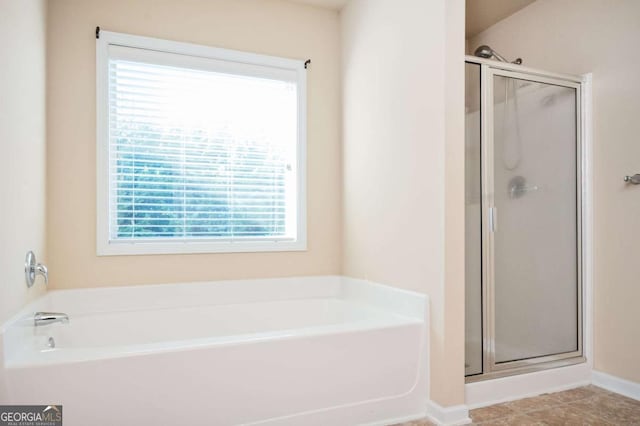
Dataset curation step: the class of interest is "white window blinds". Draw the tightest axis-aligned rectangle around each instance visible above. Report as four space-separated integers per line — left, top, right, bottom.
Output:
98 37 306 254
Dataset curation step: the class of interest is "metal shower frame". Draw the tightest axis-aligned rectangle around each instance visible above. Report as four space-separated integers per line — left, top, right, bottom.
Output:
465 55 588 382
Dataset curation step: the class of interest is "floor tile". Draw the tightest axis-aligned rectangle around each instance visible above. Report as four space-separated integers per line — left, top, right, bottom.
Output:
549 387 597 403
503 394 560 413
476 413 543 425
563 394 640 425
525 405 609 426
470 404 518 423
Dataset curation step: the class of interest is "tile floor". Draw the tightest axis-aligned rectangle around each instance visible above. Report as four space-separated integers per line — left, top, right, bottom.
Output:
395 385 640 425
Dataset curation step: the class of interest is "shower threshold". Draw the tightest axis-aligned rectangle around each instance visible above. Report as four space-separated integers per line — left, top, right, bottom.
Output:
465 355 587 383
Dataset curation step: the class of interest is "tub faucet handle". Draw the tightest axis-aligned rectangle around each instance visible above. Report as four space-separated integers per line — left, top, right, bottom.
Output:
34 263 48 284
25 251 48 287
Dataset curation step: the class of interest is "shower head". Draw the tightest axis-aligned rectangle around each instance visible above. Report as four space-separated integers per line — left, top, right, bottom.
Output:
474 45 497 59
474 45 522 65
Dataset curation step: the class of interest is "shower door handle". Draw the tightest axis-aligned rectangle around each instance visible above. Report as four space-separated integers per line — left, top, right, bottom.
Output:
489 207 498 233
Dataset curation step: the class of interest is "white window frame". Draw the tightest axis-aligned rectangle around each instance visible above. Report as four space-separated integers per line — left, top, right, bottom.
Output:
96 31 307 256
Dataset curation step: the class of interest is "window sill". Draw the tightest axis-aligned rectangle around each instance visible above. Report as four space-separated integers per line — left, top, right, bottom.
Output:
96 239 307 256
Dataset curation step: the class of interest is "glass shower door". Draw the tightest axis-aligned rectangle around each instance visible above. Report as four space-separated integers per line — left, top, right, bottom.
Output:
465 62 482 376
485 70 582 369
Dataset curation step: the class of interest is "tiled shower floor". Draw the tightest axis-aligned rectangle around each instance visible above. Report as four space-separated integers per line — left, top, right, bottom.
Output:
395 385 640 425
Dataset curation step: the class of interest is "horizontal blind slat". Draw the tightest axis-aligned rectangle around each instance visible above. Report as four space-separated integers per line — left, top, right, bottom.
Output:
109 127 293 146
111 152 288 168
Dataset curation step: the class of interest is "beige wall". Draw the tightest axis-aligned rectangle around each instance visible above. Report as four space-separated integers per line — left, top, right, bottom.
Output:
341 0 466 406
443 0 467 407
469 0 640 384
0 0 47 323
46 0 342 289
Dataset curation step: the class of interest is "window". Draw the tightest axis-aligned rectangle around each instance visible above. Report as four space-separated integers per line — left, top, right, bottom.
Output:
96 31 306 255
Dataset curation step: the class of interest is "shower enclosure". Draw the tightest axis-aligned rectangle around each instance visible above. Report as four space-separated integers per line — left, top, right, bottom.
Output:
465 53 586 380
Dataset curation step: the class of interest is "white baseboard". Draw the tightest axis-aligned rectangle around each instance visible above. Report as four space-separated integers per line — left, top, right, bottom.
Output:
592 370 640 401
425 400 470 425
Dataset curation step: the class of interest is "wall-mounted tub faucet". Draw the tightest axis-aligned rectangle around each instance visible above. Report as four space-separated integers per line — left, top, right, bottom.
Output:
25 251 48 288
34 312 69 327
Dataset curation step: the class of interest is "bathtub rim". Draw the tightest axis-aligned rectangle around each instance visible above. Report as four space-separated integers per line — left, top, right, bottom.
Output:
1 275 428 370
2 275 427 332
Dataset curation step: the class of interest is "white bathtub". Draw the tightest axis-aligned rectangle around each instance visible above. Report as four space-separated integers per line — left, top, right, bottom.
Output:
0 276 429 426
